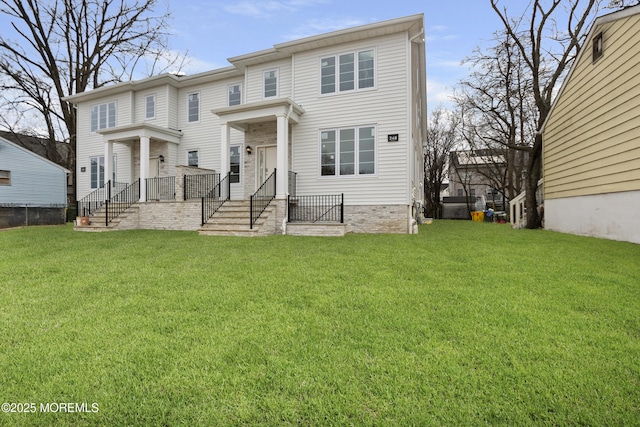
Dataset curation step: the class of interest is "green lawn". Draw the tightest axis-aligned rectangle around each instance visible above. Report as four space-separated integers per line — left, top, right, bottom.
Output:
0 221 638 426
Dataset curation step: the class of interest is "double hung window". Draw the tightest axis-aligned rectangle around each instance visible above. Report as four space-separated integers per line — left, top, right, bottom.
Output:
264 70 278 98
145 94 156 119
228 84 241 106
187 150 199 167
188 93 200 123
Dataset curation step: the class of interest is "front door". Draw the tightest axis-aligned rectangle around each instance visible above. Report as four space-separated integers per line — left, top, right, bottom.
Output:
149 157 159 179
257 145 277 187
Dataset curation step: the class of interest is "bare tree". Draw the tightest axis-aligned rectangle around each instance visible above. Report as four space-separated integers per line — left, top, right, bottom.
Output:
0 0 185 203
490 0 602 228
454 30 535 206
424 107 460 218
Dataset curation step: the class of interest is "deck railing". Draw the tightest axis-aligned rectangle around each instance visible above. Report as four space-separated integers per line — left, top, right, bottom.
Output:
202 172 231 225
146 176 175 201
250 169 276 229
288 194 344 223
184 173 219 200
105 179 140 226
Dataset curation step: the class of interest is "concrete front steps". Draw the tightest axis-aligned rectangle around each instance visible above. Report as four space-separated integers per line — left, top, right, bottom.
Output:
74 203 139 232
199 200 277 236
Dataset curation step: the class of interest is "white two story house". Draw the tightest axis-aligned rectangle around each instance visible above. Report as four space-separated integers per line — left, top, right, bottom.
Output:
66 14 426 235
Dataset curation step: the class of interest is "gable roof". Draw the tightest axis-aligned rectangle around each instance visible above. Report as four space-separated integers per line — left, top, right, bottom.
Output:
228 14 424 68
0 134 71 174
64 13 424 103
0 130 69 168
541 4 640 133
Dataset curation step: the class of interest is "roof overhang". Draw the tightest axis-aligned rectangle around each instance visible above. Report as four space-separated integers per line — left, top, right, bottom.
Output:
212 98 305 131
98 123 183 144
63 67 243 104
541 4 640 133
229 14 424 69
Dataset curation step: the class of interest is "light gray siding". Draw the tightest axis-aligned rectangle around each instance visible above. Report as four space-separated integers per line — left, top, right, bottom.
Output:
0 138 68 206
245 59 292 103
290 32 411 205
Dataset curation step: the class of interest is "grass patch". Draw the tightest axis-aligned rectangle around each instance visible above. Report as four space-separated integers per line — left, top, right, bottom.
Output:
0 222 639 425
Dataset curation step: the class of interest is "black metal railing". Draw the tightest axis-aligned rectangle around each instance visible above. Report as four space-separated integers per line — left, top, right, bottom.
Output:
184 173 219 200
77 181 108 217
250 169 277 229
288 194 344 223
105 179 140 226
288 171 297 197
202 172 231 225
146 176 175 201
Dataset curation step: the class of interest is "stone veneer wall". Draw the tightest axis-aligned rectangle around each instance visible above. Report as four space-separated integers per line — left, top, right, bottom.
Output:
174 165 216 201
343 205 411 234
116 200 202 231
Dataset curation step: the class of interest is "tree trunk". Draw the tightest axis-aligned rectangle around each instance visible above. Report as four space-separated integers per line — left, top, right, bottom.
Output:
525 133 543 229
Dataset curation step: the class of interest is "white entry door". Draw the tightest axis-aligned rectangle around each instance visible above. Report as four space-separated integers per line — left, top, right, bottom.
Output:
257 145 277 187
149 157 159 179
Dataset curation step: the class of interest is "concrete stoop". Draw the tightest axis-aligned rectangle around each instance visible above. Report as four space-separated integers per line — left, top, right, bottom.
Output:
74 203 139 232
198 200 277 237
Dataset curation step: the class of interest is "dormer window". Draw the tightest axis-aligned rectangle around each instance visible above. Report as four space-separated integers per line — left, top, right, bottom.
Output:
593 32 603 63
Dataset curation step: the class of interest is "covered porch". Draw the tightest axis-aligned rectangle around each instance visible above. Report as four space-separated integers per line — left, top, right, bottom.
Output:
98 123 183 202
213 98 304 201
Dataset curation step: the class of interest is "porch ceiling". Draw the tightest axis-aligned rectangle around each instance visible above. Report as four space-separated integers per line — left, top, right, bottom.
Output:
212 97 305 131
98 123 183 144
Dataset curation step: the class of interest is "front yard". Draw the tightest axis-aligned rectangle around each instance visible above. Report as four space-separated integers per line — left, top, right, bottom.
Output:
0 222 638 425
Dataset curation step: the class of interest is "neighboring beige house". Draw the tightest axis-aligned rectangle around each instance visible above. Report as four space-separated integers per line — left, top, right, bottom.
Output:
65 14 426 235
542 5 640 244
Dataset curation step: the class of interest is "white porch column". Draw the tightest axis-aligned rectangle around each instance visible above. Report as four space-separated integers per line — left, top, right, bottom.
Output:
140 136 150 202
276 114 288 199
104 140 113 189
220 123 230 177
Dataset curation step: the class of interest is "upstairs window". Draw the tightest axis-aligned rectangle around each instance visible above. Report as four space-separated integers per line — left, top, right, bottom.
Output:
264 69 278 98
188 92 200 123
90 101 116 132
145 94 156 119
0 170 10 186
593 32 604 63
320 125 376 177
228 84 241 106
320 57 335 94
320 49 375 95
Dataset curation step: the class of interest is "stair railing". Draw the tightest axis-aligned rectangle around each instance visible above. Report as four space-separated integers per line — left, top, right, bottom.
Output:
76 180 109 217
250 169 276 229
104 179 140 226
201 172 230 225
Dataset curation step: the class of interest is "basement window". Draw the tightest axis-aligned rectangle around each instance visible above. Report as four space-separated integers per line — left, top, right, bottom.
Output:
593 32 603 63
0 170 10 185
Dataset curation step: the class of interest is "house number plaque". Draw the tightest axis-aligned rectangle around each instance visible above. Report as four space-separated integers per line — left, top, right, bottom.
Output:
387 134 399 142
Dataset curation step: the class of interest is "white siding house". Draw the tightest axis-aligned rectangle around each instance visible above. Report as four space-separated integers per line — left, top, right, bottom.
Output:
65 14 426 235
0 136 70 228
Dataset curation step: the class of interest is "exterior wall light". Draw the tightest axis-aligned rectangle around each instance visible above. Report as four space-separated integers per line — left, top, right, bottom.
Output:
246 146 252 155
